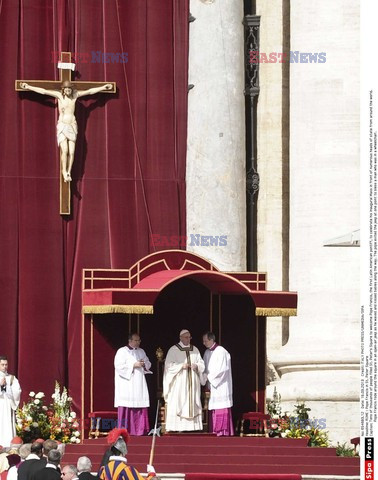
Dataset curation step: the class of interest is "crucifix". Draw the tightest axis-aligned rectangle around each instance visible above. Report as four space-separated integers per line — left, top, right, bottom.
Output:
15 52 116 215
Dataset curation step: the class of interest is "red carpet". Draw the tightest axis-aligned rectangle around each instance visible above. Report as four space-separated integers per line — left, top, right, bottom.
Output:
186 475 302 480
63 436 359 476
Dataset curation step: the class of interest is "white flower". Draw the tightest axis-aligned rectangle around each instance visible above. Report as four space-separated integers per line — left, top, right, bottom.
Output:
70 436 76 443
74 431 80 437
67 397 73 402
51 393 56 399
34 399 40 405
26 416 33 422
70 412 76 418
32 422 39 428
29 391 35 397
75 438 80 444
281 432 287 438
42 406 48 411
67 417 73 423
24 426 30 431
272 414 279 419
35 392 45 399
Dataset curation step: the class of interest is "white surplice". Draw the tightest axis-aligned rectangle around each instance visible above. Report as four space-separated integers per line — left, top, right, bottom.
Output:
163 343 205 431
203 345 233 410
114 346 151 408
0 373 21 447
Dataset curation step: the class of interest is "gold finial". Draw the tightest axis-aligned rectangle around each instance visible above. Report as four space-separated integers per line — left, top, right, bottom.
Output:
156 347 164 362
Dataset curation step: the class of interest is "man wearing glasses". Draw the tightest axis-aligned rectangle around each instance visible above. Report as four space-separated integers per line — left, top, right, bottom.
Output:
163 329 205 432
61 465 79 480
114 333 152 435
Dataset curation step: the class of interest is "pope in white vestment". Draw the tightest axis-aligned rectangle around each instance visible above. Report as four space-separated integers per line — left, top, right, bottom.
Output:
202 332 234 436
0 357 21 447
163 330 205 432
114 334 151 435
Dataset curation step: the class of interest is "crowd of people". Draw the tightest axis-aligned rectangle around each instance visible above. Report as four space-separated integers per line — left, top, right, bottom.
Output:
0 430 156 480
0 329 233 479
115 329 234 436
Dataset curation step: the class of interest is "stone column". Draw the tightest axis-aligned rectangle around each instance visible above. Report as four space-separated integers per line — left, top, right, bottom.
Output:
255 0 291 359
186 0 246 271
266 1 360 444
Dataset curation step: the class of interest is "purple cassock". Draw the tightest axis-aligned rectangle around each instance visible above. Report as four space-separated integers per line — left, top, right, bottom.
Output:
118 406 150 436
114 344 151 436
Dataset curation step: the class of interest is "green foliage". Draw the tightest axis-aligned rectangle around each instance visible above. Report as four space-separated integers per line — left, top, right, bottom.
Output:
266 391 330 447
284 424 329 447
293 402 311 421
336 442 359 457
266 387 282 417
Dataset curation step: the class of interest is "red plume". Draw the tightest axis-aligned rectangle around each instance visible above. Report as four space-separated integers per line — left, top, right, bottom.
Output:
107 428 130 446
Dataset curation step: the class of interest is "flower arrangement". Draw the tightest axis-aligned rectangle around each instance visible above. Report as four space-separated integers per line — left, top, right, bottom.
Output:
284 422 329 447
266 387 290 437
16 381 80 444
266 390 330 447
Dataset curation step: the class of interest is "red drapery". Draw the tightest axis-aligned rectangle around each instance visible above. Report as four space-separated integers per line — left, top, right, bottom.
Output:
0 0 188 412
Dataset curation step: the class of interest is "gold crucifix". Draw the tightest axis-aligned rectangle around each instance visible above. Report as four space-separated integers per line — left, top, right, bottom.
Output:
15 52 116 215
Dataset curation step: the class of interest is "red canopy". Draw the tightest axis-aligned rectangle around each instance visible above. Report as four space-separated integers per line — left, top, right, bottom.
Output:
82 250 297 317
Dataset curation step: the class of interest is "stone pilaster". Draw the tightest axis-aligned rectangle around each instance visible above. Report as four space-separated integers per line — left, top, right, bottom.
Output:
186 0 246 271
266 0 360 444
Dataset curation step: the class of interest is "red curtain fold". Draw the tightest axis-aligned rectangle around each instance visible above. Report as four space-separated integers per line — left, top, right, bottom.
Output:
0 0 188 413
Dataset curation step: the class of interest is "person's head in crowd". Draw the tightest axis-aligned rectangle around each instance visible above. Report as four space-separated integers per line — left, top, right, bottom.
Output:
47 449 61 467
107 428 129 457
57 443 65 458
19 443 32 460
7 454 21 469
61 465 78 480
9 436 23 451
77 456 92 473
31 441 43 458
43 439 58 456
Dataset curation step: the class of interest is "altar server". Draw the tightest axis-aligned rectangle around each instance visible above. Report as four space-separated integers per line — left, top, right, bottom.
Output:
202 332 234 436
114 334 152 435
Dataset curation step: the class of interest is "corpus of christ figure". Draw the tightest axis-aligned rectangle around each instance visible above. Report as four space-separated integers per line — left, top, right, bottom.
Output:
16 52 116 215
20 80 113 183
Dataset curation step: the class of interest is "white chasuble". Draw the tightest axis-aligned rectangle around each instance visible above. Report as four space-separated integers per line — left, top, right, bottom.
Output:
203 345 233 410
114 346 151 408
163 344 205 431
0 374 21 447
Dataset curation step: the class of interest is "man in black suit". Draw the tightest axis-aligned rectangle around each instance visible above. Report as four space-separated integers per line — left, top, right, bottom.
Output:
31 449 61 480
18 442 44 480
77 457 93 480
28 439 59 479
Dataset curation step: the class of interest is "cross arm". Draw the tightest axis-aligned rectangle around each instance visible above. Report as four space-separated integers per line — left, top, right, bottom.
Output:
15 80 116 94
74 81 116 94
15 80 63 91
